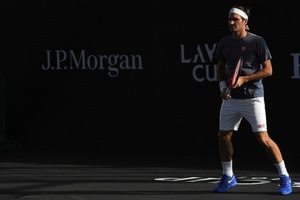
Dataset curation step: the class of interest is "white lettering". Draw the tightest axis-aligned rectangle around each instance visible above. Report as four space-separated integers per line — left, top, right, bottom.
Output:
291 53 300 79
192 64 217 82
180 44 218 82
155 176 296 186
41 50 143 77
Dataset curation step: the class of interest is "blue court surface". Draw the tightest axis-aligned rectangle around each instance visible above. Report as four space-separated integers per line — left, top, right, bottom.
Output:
0 151 299 200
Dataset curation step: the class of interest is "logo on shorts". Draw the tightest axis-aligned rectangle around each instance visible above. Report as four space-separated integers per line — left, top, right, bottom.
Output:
257 124 266 128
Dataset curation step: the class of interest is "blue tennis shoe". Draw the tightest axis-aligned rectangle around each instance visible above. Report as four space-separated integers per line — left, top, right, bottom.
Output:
214 174 237 193
278 175 292 195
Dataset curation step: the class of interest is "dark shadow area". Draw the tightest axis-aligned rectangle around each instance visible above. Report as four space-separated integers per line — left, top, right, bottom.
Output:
0 150 299 200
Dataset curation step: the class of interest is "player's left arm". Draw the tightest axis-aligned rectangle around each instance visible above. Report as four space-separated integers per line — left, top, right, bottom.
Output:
232 59 272 89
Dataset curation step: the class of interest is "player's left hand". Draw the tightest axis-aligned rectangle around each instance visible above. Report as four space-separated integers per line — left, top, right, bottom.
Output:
231 76 244 89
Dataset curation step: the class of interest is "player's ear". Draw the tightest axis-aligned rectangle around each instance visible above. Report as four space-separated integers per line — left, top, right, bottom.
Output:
244 19 248 29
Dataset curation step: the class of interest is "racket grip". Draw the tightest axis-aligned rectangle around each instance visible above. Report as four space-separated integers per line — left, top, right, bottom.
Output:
226 88 231 94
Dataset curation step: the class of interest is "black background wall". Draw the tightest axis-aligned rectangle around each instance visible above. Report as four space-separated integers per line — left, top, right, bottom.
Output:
2 0 300 159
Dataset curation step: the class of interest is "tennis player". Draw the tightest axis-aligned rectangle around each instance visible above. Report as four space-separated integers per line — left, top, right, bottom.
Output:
213 5 292 195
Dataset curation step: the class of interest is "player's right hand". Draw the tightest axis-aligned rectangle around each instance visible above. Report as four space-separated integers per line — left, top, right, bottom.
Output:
220 88 231 100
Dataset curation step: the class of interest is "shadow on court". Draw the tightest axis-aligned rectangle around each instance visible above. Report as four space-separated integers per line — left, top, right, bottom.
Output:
0 150 299 200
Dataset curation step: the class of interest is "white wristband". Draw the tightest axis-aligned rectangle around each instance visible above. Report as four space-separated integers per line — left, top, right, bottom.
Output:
219 81 227 92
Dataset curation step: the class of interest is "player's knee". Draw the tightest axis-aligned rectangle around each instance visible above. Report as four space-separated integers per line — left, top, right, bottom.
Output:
218 131 232 141
255 131 270 146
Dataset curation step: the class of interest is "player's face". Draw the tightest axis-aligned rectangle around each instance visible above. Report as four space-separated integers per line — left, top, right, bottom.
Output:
228 13 246 32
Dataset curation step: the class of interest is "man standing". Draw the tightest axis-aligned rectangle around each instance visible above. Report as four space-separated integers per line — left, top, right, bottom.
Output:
213 5 292 195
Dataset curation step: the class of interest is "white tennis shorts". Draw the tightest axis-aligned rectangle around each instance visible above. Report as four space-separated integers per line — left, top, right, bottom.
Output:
219 97 267 132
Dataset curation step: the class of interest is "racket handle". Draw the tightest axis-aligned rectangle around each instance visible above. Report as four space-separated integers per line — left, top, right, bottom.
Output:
226 88 231 94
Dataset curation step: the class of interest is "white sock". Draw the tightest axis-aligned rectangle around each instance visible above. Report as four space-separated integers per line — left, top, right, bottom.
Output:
222 160 233 177
275 160 289 176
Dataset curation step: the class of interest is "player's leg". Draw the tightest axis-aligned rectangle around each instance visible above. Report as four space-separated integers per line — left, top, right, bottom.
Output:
243 97 292 195
214 99 241 193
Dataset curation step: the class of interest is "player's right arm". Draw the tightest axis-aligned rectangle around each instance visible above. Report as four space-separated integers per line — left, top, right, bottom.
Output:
217 60 231 99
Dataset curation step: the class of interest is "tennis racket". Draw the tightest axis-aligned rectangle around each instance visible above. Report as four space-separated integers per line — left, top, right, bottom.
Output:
226 56 243 94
